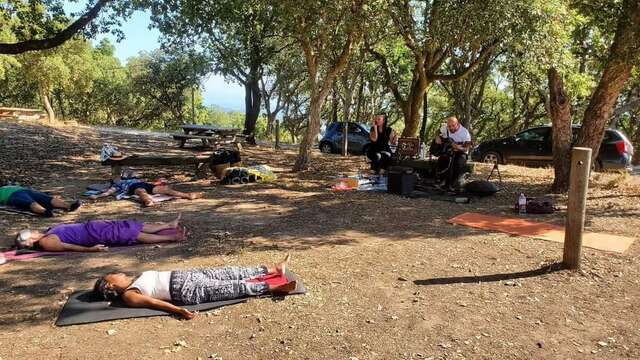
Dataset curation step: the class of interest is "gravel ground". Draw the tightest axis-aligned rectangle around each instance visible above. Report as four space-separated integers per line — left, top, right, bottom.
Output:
1 119 639 360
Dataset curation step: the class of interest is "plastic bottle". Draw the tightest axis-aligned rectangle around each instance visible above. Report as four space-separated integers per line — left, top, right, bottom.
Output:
518 193 527 215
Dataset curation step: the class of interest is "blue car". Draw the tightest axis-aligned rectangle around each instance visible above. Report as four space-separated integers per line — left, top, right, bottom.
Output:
319 122 371 155
471 125 634 171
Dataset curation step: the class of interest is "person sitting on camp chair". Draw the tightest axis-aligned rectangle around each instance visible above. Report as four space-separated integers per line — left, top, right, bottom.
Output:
0 185 81 217
92 254 297 319
88 178 203 207
434 117 472 191
367 112 398 174
14 214 187 252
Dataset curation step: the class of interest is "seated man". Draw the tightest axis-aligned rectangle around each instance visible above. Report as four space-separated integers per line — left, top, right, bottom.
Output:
434 117 472 191
0 185 81 217
367 112 398 174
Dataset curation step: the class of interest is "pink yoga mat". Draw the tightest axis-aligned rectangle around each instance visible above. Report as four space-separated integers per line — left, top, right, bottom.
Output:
0 228 180 265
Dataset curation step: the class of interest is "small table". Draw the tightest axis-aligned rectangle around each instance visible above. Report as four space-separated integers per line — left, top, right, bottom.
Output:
172 124 244 148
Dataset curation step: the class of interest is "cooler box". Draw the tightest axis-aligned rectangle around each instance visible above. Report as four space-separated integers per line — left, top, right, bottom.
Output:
387 166 416 196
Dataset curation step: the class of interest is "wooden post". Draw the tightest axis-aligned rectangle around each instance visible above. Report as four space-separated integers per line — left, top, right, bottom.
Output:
563 147 592 270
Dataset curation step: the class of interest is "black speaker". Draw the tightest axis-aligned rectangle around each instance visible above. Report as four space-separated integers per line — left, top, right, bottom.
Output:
387 166 416 196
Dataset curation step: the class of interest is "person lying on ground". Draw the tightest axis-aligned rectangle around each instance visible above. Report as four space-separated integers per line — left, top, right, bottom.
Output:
88 179 203 207
0 185 81 217
14 215 186 252
93 255 296 319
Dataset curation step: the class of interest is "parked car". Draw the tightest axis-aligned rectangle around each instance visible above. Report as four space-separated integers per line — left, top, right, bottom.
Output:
470 125 634 171
319 122 371 155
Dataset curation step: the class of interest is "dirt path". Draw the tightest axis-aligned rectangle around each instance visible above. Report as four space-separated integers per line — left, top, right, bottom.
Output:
1 120 639 359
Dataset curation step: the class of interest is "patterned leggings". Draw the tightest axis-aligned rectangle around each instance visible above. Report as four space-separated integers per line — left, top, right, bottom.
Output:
170 266 269 305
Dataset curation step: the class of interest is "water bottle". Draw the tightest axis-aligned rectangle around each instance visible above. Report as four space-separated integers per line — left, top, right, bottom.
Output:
518 193 527 215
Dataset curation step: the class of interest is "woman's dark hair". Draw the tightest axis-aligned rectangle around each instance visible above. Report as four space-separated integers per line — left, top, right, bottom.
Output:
93 274 121 301
374 112 389 133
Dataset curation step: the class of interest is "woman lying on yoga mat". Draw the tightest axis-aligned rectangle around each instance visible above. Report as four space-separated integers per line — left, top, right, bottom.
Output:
0 185 81 217
93 255 296 319
88 179 203 207
14 215 186 252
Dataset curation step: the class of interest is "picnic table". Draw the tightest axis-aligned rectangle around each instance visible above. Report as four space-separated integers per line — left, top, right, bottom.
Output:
172 124 245 149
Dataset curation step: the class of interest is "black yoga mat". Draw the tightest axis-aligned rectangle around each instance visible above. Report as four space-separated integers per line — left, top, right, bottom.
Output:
55 270 306 326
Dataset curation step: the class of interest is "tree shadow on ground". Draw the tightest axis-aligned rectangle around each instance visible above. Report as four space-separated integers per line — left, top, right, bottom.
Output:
413 262 564 286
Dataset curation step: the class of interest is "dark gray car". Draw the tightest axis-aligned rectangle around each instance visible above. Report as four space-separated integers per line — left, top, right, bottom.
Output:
319 122 371 155
471 125 634 171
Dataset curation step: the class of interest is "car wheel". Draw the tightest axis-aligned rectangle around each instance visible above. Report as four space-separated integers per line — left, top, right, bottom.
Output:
320 142 334 154
482 151 502 164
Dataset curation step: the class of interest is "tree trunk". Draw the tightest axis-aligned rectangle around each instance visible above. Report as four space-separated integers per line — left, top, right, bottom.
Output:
419 87 429 141
354 78 364 122
331 84 339 123
294 95 324 171
548 68 573 193
40 85 55 123
275 118 281 149
243 76 261 145
55 90 66 121
576 0 640 160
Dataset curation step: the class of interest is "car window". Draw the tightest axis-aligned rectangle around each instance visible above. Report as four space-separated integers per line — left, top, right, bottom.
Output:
518 128 549 142
348 123 361 133
604 130 621 142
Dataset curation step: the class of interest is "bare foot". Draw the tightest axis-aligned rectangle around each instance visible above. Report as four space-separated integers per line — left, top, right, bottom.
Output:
168 213 182 229
143 200 157 208
187 192 204 200
175 225 188 241
269 281 296 296
271 254 291 275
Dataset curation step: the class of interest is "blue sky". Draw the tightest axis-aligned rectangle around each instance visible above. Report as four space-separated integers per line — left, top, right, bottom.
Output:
65 3 245 111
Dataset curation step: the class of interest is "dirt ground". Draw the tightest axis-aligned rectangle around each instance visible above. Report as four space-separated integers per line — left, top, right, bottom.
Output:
1 119 639 360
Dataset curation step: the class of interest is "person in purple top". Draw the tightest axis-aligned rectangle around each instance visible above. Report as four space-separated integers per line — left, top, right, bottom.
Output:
14 215 186 252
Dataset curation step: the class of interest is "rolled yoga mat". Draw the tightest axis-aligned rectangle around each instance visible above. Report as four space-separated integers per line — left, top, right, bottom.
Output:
55 270 306 326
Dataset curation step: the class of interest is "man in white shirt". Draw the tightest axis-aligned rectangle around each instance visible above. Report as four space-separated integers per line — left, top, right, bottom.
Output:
434 117 472 190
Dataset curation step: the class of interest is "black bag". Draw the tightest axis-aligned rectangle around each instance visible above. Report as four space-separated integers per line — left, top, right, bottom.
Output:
387 166 416 196
210 149 241 166
463 180 499 196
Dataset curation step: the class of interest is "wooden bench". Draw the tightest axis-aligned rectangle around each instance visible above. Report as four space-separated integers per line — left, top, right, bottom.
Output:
102 154 212 181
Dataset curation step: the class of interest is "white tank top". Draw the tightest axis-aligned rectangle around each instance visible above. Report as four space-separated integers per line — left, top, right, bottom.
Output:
127 271 172 300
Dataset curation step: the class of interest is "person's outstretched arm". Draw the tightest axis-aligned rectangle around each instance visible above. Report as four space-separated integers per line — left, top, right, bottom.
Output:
122 290 194 319
38 235 108 252
88 187 116 200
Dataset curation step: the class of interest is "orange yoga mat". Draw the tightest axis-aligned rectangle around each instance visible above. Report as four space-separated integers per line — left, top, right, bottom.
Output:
448 212 635 253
